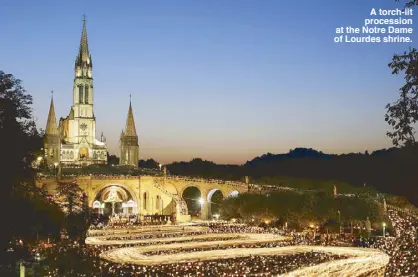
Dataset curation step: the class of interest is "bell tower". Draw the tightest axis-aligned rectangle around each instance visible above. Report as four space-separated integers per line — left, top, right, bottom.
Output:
71 15 96 145
120 96 139 167
73 15 93 116
44 93 60 167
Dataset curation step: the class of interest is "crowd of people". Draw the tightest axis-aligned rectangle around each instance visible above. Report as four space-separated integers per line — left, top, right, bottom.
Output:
94 252 347 276
25 206 418 276
378 209 418 276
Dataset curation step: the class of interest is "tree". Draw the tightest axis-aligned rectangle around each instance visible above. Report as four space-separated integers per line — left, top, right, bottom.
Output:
107 153 119 166
139 158 160 169
386 1 418 146
0 71 39 253
219 191 384 229
11 182 65 243
54 182 91 241
55 182 85 215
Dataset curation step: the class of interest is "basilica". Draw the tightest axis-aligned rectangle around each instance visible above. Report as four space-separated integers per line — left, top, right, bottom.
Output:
43 18 139 167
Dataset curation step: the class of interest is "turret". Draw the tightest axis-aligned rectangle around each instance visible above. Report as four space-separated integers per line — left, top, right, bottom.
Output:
44 94 61 167
119 97 139 167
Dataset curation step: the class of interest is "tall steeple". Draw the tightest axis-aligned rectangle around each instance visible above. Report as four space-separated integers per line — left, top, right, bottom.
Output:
45 93 59 135
74 15 92 81
44 91 61 167
124 98 137 137
73 15 94 116
120 97 139 167
76 14 91 66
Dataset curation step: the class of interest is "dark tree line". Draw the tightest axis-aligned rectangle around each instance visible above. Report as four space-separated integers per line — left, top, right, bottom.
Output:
220 191 386 232
166 147 418 206
138 158 160 169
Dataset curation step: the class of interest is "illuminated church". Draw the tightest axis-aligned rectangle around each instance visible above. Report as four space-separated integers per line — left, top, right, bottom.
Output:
43 18 139 167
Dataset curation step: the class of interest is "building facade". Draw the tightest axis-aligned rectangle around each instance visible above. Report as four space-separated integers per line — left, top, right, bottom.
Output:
43 18 138 167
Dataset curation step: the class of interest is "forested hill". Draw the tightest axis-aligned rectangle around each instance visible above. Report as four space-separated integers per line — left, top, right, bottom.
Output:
164 147 418 206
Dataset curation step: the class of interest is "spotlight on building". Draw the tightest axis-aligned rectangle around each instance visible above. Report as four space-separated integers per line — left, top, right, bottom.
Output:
198 198 205 205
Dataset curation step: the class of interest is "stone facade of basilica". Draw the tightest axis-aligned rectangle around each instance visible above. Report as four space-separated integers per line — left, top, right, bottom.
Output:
43 18 139 167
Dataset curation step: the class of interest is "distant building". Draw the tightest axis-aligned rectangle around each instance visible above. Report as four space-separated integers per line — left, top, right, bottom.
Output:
43 17 139 167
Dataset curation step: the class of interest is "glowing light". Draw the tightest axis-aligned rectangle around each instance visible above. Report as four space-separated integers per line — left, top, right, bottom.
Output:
198 198 204 205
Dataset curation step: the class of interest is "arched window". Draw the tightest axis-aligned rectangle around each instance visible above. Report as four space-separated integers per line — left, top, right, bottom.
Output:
156 195 160 210
143 192 148 210
78 85 84 104
84 85 89 104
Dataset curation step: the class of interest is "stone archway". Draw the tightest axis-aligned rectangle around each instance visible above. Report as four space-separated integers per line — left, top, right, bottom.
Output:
227 190 240 198
207 188 224 219
91 183 138 216
79 147 89 159
181 186 202 218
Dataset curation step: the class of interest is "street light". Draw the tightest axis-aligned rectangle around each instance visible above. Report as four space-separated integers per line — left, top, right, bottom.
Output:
36 156 43 170
382 222 386 237
54 162 59 176
159 164 162 170
198 198 205 205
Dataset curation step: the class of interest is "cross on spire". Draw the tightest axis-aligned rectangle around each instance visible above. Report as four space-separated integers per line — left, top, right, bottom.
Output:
51 90 54 99
82 14 87 25
129 94 132 102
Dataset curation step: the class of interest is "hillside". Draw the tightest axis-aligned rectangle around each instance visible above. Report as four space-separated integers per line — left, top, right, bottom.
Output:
165 146 418 206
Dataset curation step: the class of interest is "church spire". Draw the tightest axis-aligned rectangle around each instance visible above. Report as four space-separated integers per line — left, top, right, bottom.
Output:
120 97 139 167
124 99 137 137
45 92 59 135
76 14 90 65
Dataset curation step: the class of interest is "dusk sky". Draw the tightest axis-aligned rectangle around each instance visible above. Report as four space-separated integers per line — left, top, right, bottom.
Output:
1 0 416 164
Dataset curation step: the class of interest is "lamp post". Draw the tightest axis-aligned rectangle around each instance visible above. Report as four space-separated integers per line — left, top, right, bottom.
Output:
382 222 386 237
37 156 42 169
338 210 342 234
159 164 162 171
53 162 58 176
34 252 40 277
